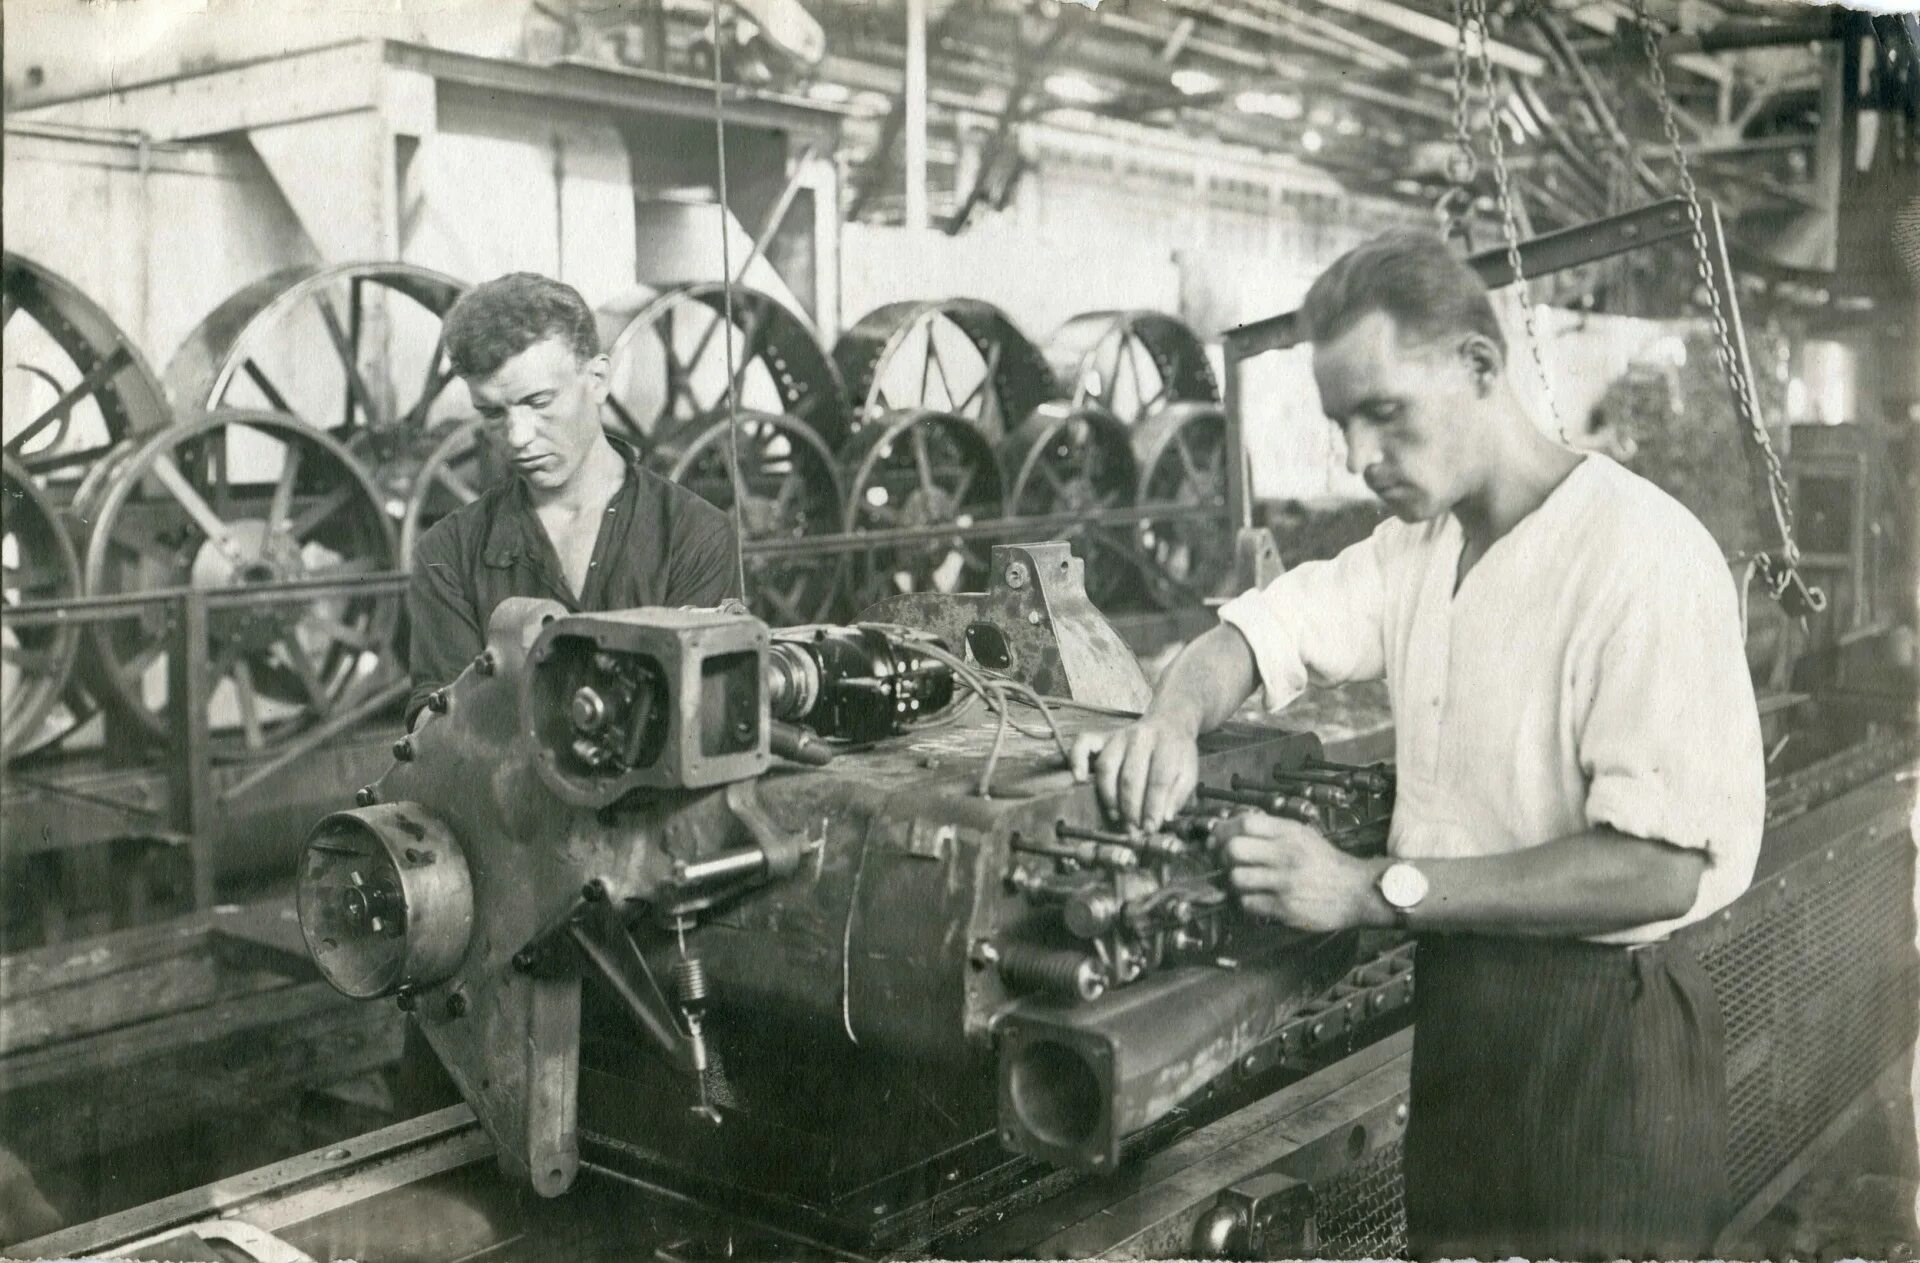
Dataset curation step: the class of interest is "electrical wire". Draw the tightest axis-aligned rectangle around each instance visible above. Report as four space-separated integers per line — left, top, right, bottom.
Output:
709 0 751 606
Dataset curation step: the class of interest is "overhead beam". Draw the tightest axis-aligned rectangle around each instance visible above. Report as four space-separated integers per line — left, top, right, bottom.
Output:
1298 0 1546 76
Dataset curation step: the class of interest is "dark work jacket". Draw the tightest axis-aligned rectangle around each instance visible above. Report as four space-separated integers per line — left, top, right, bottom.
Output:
404 440 740 727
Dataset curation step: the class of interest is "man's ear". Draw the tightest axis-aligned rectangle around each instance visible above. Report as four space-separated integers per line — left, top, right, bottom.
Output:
1460 334 1502 395
583 352 613 402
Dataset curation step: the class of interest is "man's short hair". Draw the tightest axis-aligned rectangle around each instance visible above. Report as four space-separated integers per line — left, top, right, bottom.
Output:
441 273 601 379
1299 230 1506 357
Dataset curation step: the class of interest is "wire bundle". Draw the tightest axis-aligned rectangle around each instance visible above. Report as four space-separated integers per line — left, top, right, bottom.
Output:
860 624 1074 797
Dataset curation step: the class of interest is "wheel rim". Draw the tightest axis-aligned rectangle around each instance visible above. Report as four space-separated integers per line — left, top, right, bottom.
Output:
165 262 472 441
835 300 1056 444
653 411 847 625
77 410 401 759
598 283 848 452
2 456 82 759
1133 403 1234 608
399 417 511 565
998 402 1143 611
3 253 173 487
1046 310 1219 426
843 409 1003 612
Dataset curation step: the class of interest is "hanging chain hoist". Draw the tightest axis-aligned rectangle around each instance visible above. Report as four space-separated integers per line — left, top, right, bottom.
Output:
1452 0 1566 442
1630 0 1824 617
1436 0 1481 246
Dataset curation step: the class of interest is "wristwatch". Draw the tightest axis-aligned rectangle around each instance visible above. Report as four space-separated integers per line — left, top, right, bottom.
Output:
1376 861 1429 930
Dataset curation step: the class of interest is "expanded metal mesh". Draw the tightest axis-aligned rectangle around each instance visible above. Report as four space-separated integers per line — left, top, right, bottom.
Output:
1314 1142 1408 1259
1701 836 1918 1206
1303 826 1917 1258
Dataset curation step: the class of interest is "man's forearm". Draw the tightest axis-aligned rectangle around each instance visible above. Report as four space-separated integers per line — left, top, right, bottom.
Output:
1144 623 1260 735
1370 829 1709 937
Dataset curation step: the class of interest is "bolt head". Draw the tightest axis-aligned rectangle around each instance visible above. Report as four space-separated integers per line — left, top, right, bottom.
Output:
473 651 496 676
355 785 378 807
582 878 609 902
1027 610 1043 625
445 991 469 1018
391 738 414 762
395 991 417 1012
427 690 449 713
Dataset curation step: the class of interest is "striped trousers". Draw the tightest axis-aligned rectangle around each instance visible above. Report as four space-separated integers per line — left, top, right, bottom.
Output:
1403 934 1731 1261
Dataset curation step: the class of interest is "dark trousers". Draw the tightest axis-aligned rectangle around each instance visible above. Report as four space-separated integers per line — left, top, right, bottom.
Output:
1403 934 1731 1261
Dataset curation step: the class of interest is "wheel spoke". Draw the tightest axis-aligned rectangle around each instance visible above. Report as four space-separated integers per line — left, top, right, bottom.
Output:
267 444 305 542
242 359 295 413
909 426 938 498
1 642 56 673
343 278 364 432
433 463 482 505
315 294 389 430
230 654 266 752
5 346 130 457
148 454 243 555
274 632 333 715
286 485 355 541
927 338 960 413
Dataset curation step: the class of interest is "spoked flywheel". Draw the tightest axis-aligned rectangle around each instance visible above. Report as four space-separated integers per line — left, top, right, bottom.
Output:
2 457 83 760
597 283 849 452
843 409 1004 614
997 402 1143 611
834 300 1056 444
1045 309 1219 426
648 411 847 625
75 410 402 759
1132 402 1236 608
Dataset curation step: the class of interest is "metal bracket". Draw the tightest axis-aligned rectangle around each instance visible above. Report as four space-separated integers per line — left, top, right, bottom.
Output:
565 904 699 1077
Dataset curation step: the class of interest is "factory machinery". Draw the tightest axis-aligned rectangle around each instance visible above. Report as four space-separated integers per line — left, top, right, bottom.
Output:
11 542 1916 1261
7 201 1916 1258
3 252 1228 770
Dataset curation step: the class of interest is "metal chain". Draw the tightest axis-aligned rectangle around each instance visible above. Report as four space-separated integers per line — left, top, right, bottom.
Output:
1631 0 1809 590
1437 0 1480 242
1466 0 1564 442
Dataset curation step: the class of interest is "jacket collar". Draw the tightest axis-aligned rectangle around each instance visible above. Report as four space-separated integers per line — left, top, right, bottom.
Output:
480 435 645 569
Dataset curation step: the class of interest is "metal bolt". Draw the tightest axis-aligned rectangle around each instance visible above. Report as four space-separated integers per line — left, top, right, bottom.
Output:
512 948 537 973
1239 1054 1259 1074
404 847 430 865
473 650 497 676
395 990 417 1012
1027 610 1043 625
582 878 609 903
355 785 379 807
427 690 449 713
1003 561 1030 590
969 939 1001 969
392 737 414 762
1394 1103 1409 1124
445 991 468 1018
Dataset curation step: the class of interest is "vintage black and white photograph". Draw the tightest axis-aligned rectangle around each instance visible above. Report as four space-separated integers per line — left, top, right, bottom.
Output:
1 0 1916 1258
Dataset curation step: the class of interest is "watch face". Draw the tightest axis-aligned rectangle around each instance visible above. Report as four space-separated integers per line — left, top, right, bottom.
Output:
1381 862 1429 910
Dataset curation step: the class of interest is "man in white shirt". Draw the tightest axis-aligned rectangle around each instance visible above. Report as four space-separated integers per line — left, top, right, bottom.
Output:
1072 232 1765 1260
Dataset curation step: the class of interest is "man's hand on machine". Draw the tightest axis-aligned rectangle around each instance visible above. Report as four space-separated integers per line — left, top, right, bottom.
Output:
1069 715 1202 832
1216 813 1390 933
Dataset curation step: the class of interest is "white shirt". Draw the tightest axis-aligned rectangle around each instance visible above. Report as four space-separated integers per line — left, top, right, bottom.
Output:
1218 454 1766 944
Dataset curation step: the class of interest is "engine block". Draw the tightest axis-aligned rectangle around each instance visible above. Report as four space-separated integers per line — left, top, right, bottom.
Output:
297 544 1393 1218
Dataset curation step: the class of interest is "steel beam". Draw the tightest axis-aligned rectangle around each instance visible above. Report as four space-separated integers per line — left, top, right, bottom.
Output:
1300 0 1546 76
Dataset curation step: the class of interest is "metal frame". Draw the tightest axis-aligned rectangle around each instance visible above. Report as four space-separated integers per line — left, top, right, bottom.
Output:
2 574 409 912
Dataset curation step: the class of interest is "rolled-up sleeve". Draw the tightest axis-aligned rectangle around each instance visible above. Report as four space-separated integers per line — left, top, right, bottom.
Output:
405 527 483 729
1577 544 1766 874
1216 527 1390 713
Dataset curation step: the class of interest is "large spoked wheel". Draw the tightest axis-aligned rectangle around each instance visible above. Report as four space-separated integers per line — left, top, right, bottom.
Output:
398 417 510 564
1045 310 1219 426
998 402 1143 611
2 457 82 760
597 283 849 452
843 409 1003 612
165 263 472 440
76 411 401 759
650 411 847 625
834 300 1056 444
3 253 174 487
1132 403 1235 608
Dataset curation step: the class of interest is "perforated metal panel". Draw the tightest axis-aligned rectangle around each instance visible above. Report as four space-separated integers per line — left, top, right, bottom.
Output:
1306 810 1917 1259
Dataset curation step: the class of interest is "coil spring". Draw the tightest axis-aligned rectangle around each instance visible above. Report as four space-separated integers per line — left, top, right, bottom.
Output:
672 955 710 1008
997 945 1107 1001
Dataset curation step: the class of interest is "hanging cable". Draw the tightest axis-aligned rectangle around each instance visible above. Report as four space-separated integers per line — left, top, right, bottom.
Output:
710 0 752 606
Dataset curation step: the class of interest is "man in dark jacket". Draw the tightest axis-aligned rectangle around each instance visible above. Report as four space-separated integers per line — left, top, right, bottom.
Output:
406 272 739 727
